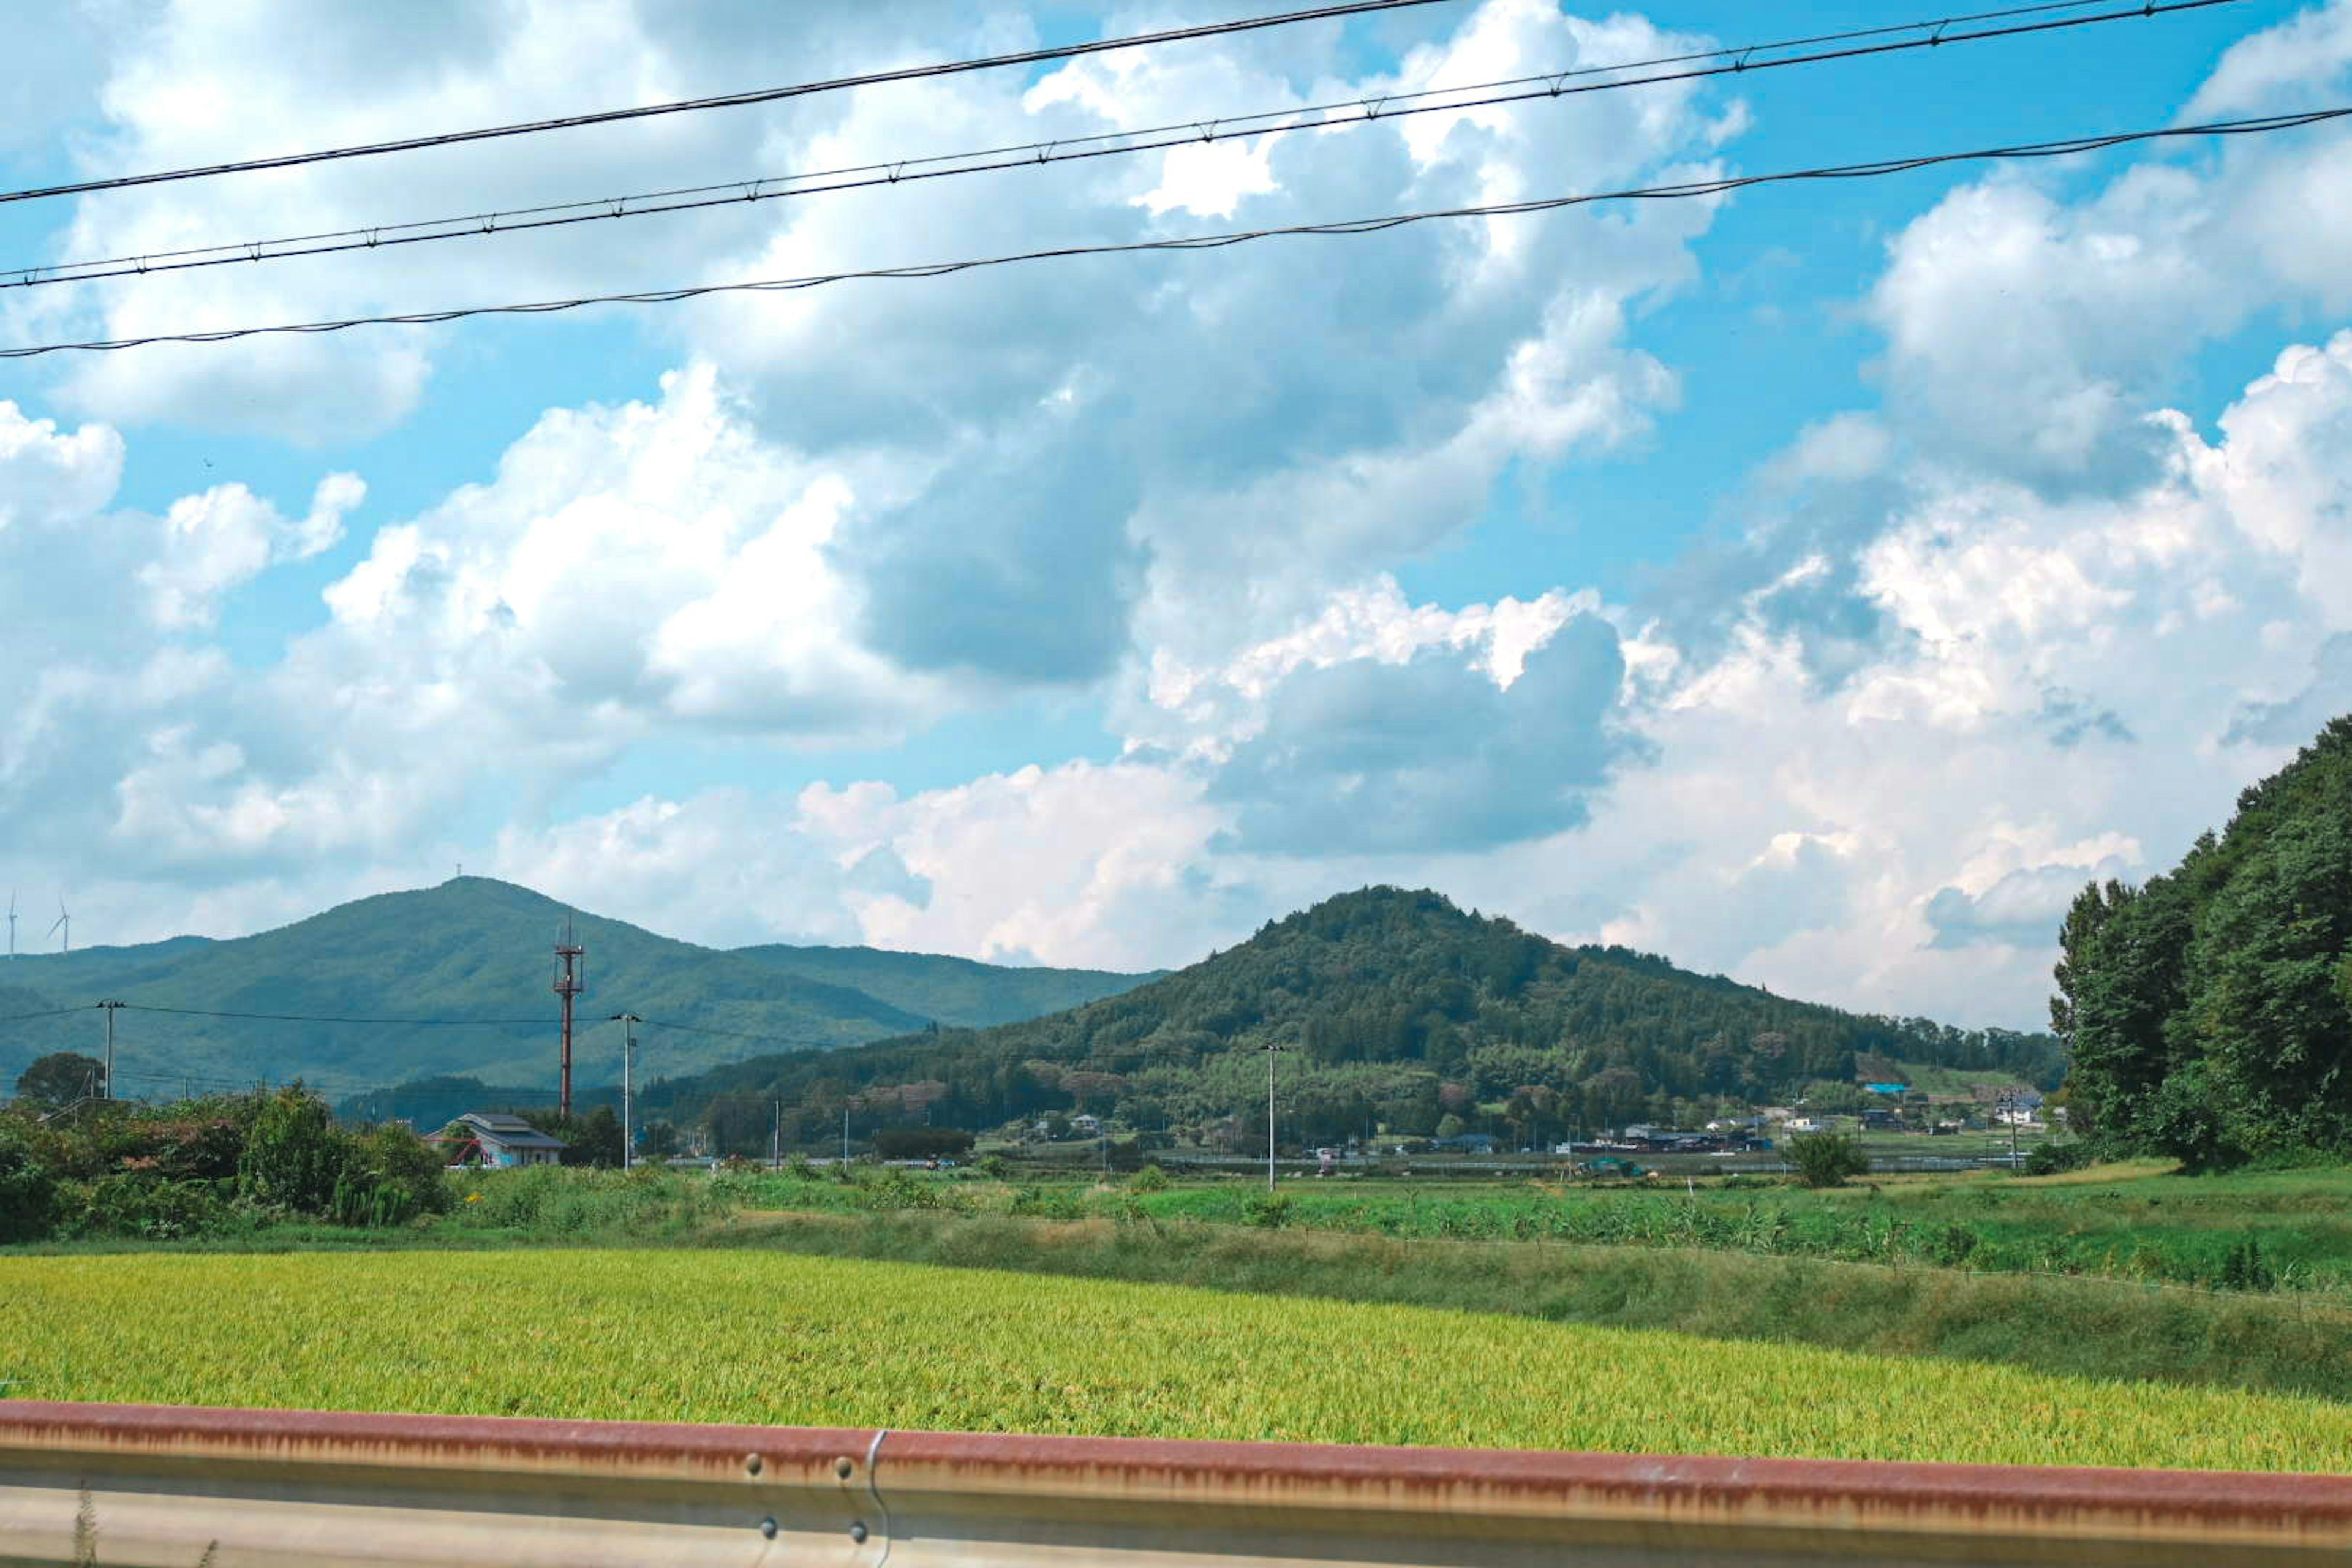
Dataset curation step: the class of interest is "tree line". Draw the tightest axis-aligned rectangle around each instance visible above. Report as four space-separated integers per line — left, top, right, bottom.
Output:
2054 715 2352 1167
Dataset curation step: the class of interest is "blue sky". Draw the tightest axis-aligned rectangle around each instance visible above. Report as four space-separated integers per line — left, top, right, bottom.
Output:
1 0 2348 1028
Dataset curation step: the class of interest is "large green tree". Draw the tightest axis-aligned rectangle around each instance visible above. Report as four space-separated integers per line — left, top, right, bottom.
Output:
12 1052 105 1109
2054 715 2352 1165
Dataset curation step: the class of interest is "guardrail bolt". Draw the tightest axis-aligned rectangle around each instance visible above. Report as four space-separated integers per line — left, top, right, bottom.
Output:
835 1456 855 1479
759 1517 778 1539
850 1521 869 1544
744 1452 763 1476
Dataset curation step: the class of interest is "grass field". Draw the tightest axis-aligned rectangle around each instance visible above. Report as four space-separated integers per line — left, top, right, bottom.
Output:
715 1159 2352 1295
6 1248 2352 1471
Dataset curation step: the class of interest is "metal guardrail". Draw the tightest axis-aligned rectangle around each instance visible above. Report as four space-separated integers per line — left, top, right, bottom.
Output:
4 1401 2351 1566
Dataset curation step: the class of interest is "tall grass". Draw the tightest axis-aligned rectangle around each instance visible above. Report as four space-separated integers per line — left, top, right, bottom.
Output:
719 1208 2352 1403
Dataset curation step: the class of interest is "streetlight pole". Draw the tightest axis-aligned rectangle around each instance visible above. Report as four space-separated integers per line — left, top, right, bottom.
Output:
612 1014 641 1170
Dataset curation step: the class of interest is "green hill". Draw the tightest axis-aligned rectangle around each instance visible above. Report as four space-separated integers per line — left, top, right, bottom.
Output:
2056 714 2352 1166
0 878 932 1098
641 886 2063 1152
729 943 1163 1028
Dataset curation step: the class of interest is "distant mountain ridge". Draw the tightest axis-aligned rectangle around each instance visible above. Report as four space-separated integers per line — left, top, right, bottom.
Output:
730 943 1167 1029
0 878 1159 1098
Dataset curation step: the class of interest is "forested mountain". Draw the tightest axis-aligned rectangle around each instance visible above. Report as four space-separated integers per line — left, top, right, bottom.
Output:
639 886 2062 1153
2055 715 2352 1167
0 879 934 1096
728 943 1161 1028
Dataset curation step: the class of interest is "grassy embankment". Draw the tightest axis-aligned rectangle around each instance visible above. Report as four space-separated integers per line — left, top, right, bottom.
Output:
6 1247 2352 1472
725 1159 2352 1294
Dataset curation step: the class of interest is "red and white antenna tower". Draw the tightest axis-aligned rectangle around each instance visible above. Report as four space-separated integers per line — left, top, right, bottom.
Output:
553 916 585 1117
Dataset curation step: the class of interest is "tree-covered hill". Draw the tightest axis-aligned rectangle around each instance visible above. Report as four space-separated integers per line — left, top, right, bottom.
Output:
640 886 2062 1151
728 943 1162 1029
2055 715 2352 1166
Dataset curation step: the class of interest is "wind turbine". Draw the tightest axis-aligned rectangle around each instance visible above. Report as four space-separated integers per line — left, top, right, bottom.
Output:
49 897 68 955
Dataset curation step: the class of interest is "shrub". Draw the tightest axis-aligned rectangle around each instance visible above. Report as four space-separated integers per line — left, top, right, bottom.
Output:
2220 1237 2277 1292
1786 1133 1869 1189
330 1125 451 1228
1130 1163 1169 1193
2022 1140 2096 1177
1009 1185 1085 1221
976 1153 1011 1180
0 1128 59 1243
1243 1191 1293 1229
79 1174 235 1240
784 1153 816 1180
236 1088 347 1215
1929 1221 1981 1267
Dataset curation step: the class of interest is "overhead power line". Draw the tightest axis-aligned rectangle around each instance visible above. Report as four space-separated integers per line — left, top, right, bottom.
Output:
0 0 1459 209
2 0 2237 292
6 107 2338 361
634 1016 810 1048
113 1001 556 1027
0 1006 89 1024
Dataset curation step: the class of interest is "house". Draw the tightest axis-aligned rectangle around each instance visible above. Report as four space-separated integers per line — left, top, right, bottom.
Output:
1071 1113 1103 1136
439 1112 567 1169
1784 1117 1827 1134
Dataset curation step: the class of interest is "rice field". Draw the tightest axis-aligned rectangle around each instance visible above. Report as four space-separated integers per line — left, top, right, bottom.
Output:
5 1248 2350 1472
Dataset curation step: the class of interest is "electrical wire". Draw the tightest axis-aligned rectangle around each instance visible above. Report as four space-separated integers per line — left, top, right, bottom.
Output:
7 107 2339 361
2 0 2236 291
635 1016 813 1049
0 0 1460 209
113 1001 556 1027
0 1006 90 1023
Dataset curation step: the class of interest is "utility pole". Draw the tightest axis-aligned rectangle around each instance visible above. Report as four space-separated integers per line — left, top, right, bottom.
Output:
613 1013 640 1170
842 1104 851 1164
552 918 585 1118
96 1000 123 1100
1261 1041 1286 1192
772 1101 782 1170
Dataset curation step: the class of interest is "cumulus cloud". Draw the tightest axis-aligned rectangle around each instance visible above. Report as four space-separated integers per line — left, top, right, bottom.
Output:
1864 4 2352 491
1208 611 1635 854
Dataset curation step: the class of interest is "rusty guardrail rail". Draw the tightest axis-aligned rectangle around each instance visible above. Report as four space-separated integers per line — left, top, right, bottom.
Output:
3 1401 2349 1566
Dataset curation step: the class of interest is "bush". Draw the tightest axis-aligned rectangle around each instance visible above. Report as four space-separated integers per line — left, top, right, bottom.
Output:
0 1128 59 1243
2219 1237 2277 1292
78 1174 236 1240
2021 1140 2095 1177
1243 1191 1293 1229
236 1088 347 1215
1785 1133 1869 1189
330 1125 451 1228
783 1153 816 1180
1008 1185 1085 1221
1130 1163 1169 1193
976 1153 1011 1180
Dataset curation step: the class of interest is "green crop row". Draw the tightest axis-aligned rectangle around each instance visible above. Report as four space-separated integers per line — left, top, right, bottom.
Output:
5 1249 2352 1472
717 1164 2352 1295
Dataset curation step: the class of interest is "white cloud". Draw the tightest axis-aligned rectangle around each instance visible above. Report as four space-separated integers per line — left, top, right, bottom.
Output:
1866 22 2352 488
